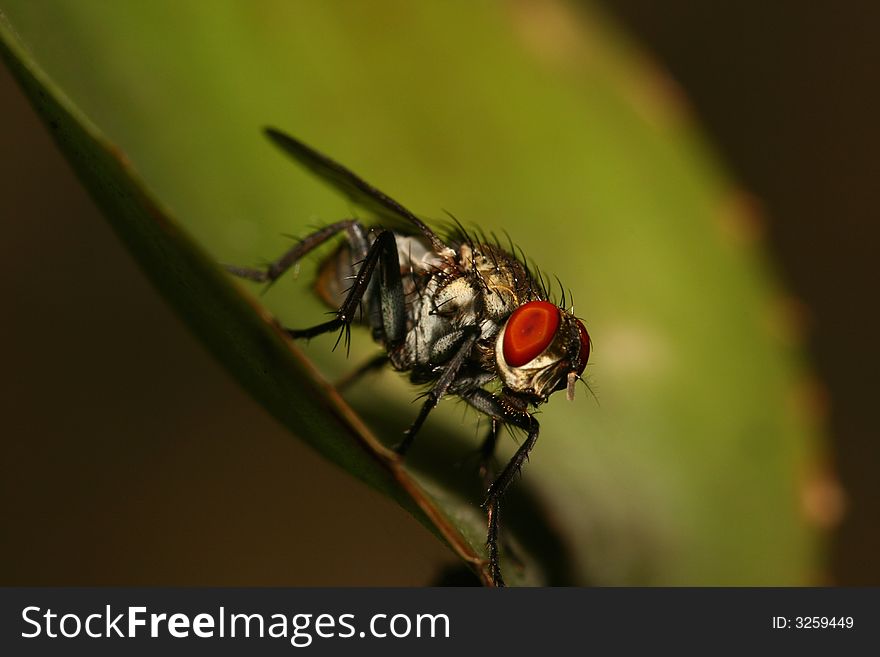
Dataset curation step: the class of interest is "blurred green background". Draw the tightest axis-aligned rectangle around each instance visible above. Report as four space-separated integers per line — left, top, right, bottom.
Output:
0 1 873 585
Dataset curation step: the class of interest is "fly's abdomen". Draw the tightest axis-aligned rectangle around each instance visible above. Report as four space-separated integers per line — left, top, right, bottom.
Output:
314 242 357 313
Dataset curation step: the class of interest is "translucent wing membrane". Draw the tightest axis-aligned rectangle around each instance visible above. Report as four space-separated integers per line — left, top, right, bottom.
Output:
264 128 449 254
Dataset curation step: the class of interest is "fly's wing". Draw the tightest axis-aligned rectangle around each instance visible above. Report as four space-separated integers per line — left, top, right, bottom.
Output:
264 128 449 254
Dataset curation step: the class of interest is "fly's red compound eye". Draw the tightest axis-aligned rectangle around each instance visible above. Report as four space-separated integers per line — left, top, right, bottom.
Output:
575 320 591 375
502 301 561 367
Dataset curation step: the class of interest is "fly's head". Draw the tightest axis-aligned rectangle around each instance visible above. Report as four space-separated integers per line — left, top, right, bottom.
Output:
494 300 590 403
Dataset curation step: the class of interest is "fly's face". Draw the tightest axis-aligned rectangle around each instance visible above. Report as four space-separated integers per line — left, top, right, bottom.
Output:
495 301 590 401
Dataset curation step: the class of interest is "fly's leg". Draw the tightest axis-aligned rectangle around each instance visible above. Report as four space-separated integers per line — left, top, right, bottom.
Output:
224 219 360 284
486 497 504 587
463 390 539 507
286 230 405 354
478 417 500 485
228 219 404 367
478 418 526 576
368 230 406 348
484 425 539 509
479 418 505 585
394 326 482 455
335 353 389 391
464 388 541 587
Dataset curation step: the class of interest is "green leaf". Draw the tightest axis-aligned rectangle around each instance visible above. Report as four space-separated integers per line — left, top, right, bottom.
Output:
0 6 499 585
0 1 823 585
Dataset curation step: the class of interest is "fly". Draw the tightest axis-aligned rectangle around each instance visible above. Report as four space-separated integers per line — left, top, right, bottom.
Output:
227 128 592 586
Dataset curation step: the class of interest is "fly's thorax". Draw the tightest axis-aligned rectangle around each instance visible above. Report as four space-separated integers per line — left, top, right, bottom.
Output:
434 276 478 320
394 274 468 371
494 302 590 400
457 243 533 320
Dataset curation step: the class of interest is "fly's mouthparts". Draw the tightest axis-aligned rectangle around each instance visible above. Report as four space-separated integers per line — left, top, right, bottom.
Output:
567 371 578 402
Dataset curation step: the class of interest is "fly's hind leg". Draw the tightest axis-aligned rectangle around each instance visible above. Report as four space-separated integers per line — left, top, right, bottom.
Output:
486 497 505 587
286 229 405 354
464 388 541 587
227 222 405 356
224 219 361 284
479 417 505 586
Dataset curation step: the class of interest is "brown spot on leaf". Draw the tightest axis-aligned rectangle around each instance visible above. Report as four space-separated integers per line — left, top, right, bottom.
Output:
506 0 592 68
800 460 846 531
715 189 766 246
764 294 810 346
619 51 691 132
787 373 830 427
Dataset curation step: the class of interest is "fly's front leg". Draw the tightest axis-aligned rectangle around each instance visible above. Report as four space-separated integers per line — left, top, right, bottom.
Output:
484 421 539 510
477 412 505 586
224 219 360 284
394 326 481 456
486 497 504 587
463 390 539 508
478 417 526 576
463 388 540 587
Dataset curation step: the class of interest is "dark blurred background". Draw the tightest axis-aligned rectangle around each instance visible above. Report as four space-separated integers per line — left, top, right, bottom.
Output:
1 1 876 584
599 1 879 585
